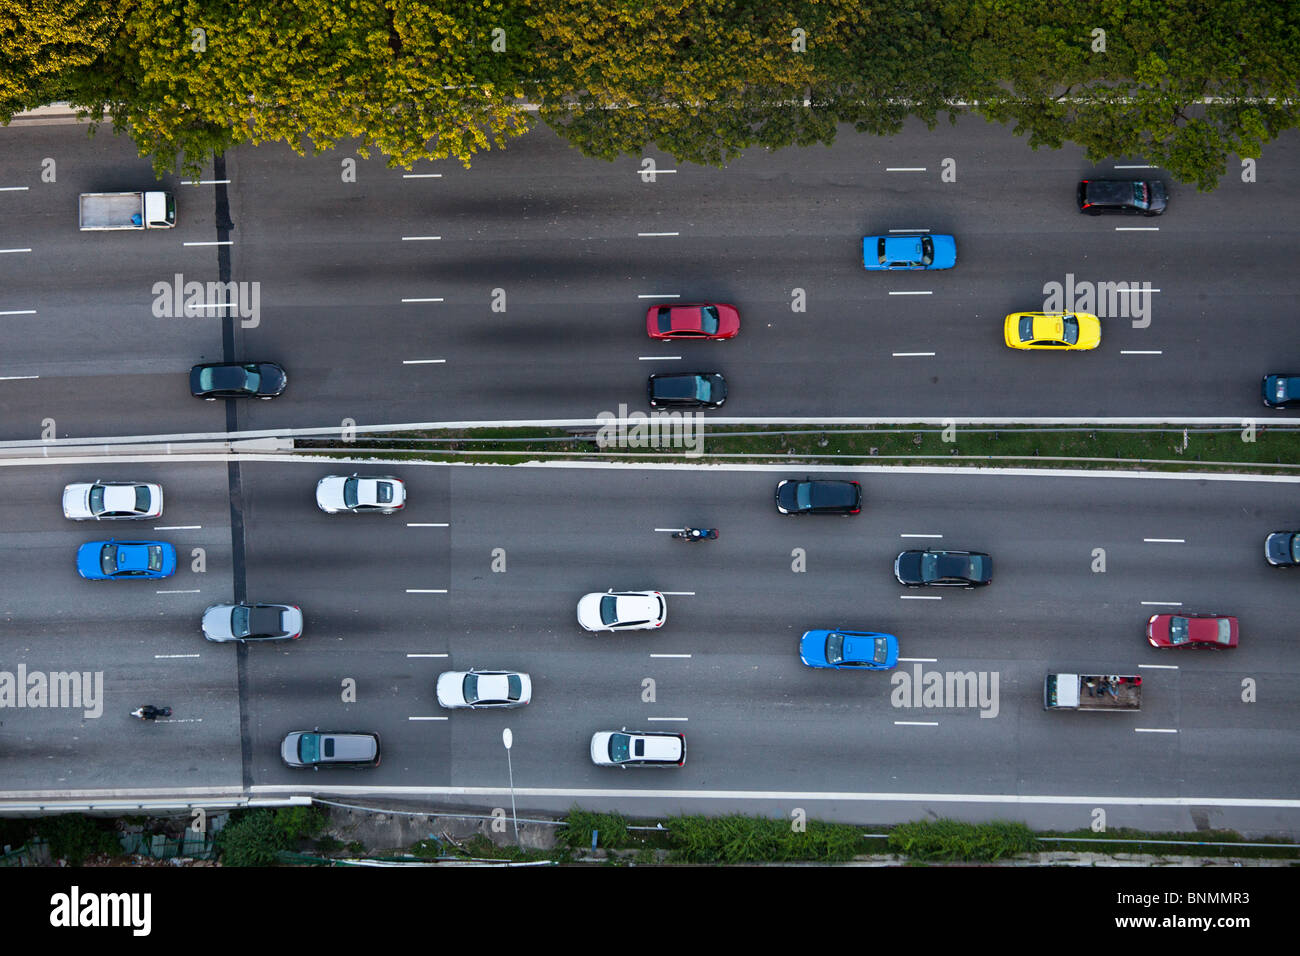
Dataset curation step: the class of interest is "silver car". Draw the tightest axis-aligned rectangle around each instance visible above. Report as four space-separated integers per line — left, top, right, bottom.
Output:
315 474 406 514
576 590 667 632
62 481 163 520
280 730 380 768
202 603 303 642
436 669 532 709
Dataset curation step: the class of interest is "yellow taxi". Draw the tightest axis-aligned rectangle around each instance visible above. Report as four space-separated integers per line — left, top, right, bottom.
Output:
1003 312 1101 350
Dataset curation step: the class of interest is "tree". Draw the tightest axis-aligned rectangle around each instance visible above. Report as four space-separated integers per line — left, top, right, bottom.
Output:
0 0 122 120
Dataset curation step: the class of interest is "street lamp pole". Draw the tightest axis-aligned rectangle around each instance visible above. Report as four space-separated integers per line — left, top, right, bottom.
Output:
502 728 519 845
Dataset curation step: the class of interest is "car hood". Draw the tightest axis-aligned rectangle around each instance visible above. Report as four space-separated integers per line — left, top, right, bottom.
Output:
895 551 924 583
257 363 286 394
62 484 94 518
436 671 466 706
927 234 957 269
202 605 236 641
1266 532 1297 564
315 475 347 508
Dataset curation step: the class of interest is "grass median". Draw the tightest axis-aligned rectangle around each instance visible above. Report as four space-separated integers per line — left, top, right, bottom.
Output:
293 424 1300 474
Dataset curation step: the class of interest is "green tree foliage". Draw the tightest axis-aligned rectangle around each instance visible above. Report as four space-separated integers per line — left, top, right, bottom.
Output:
529 0 854 164
216 809 286 866
82 0 533 176
964 0 1300 190
35 814 121 865
0 0 122 119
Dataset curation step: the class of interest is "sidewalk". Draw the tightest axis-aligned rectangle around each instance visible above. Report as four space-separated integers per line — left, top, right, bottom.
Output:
6 103 87 126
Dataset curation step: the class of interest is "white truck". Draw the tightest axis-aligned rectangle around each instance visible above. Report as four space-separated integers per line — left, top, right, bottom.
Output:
78 191 176 230
1043 672 1142 711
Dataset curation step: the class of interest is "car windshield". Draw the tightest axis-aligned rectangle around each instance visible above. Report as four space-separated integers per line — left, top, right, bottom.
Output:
507 674 523 699
655 307 672 333
1018 316 1033 341
1214 619 1233 643
1168 617 1189 644
919 236 934 264
608 732 630 762
796 483 813 510
134 487 151 510
146 546 164 571
463 673 480 703
1292 535 1300 562
231 605 250 636
88 487 106 513
599 595 621 625
299 734 321 764
872 637 890 663
699 306 720 335
967 555 989 579
1061 316 1080 344
1133 182 1147 203
100 545 118 574
343 479 360 507
693 377 713 402
825 632 845 664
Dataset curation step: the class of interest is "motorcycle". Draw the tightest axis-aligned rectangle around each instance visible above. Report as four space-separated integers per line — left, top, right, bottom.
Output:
671 528 718 541
131 705 172 721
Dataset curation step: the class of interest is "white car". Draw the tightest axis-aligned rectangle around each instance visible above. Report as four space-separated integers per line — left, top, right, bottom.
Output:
202 603 303 643
576 590 666 632
435 669 532 709
315 474 406 514
62 481 163 520
590 729 686 768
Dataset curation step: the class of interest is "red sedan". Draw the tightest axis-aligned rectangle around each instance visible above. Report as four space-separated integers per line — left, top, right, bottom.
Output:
1146 613 1238 649
645 303 740 340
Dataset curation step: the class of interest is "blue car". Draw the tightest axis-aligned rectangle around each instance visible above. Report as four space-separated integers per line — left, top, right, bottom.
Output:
76 540 177 580
862 234 956 271
799 629 899 670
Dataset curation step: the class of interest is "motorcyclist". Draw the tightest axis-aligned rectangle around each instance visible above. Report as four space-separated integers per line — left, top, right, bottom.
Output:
131 705 171 720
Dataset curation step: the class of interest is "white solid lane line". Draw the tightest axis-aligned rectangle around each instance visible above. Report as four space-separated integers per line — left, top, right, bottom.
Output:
407 522 449 527
1134 728 1178 734
401 297 444 302
895 720 939 726
638 232 679 237
900 595 941 600
892 351 936 356
1141 601 1182 606
0 310 37 315
888 291 932 296
183 241 232 246
900 533 942 538
1121 350 1163 355
409 716 448 721
154 525 201 530
888 228 930 232
661 591 696 596
1143 538 1185 543
650 653 691 659
406 589 448 594
402 174 442 178
402 359 446 364
639 355 682 361
157 589 200 594
1140 663 1178 670
401 235 441 241
406 653 449 658
646 716 688 722
0 375 39 381
0 248 32 254
638 294 679 299
897 657 937 663
155 653 200 659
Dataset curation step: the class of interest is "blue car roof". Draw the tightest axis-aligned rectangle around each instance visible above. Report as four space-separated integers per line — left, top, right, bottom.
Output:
882 236 925 260
114 544 152 571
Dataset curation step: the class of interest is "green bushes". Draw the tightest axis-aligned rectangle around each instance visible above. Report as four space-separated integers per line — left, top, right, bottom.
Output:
557 808 636 850
216 806 329 866
666 814 867 863
35 815 120 864
888 819 1036 862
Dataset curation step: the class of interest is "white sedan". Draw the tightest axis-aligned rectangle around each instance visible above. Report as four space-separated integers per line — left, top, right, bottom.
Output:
435 670 532 709
62 481 163 520
315 474 406 514
576 590 667 632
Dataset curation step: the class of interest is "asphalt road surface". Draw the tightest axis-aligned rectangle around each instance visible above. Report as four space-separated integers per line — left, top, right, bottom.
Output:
1 117 1299 441
3 459 1297 832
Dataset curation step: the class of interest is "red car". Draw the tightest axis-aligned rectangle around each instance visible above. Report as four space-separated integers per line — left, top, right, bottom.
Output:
645 303 740 340
1146 613 1238 649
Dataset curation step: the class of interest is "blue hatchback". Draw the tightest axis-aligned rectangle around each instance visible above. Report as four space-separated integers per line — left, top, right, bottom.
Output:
799 629 899 670
76 540 177 580
862 234 956 270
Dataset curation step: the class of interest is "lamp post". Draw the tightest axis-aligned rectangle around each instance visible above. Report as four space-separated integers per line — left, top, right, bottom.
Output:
502 728 519 845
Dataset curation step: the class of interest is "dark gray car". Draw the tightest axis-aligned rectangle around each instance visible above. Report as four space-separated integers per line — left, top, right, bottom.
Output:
647 372 727 408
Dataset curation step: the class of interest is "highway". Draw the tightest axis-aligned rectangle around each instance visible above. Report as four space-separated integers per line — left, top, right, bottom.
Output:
2 118 1300 440
2 458 1297 832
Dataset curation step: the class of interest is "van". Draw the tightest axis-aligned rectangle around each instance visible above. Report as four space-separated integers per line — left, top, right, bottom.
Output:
280 730 381 768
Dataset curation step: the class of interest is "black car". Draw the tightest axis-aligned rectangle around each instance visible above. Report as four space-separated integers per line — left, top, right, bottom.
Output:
895 549 993 587
647 372 726 408
1265 532 1300 567
775 478 862 515
1261 374 1300 408
190 362 286 400
1076 179 1167 216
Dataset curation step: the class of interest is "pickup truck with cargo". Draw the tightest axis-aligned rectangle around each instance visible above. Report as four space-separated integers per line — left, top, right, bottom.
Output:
1043 672 1141 711
78 191 176 230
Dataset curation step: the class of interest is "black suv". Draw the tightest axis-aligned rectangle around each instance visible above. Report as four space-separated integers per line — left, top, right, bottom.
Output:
1076 179 1167 216
647 372 727 408
775 478 862 515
